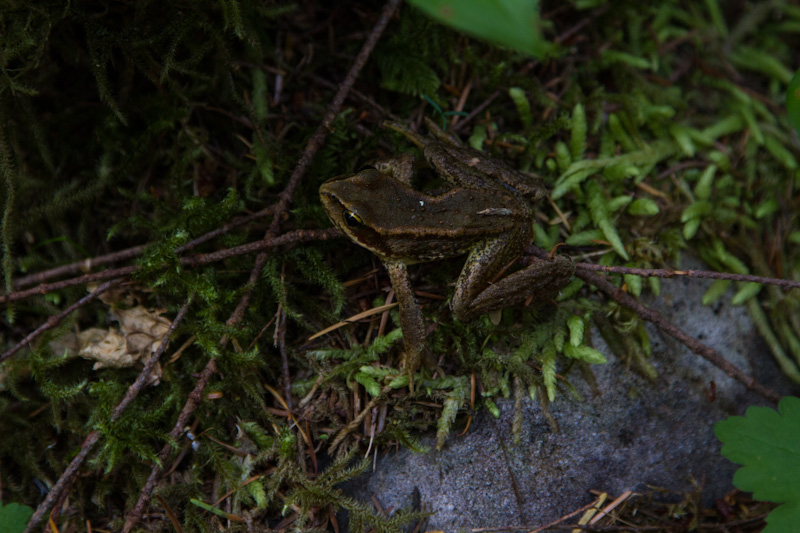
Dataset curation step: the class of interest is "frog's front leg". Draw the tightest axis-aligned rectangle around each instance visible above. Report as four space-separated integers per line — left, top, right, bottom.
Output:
451 235 575 322
384 261 427 390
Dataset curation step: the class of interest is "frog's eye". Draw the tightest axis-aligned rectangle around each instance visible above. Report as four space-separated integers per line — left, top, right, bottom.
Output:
343 210 364 228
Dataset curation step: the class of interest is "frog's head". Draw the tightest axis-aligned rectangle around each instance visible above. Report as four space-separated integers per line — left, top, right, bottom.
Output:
319 169 399 259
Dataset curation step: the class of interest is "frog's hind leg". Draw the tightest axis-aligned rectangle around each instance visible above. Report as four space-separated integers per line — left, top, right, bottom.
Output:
451 233 575 322
458 255 575 322
450 232 521 322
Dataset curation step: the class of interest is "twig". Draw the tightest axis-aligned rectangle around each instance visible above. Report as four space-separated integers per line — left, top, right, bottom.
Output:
25 298 193 533
577 262 800 290
13 248 145 290
0 280 119 364
12 207 275 290
0 229 340 305
122 356 218 533
522 248 783 403
450 90 500 134
329 385 393 454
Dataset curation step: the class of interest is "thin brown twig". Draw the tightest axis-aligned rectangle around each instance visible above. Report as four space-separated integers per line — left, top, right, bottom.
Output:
450 90 500 134
0 279 120 364
12 206 275 290
122 356 218 533
576 262 800 290
25 298 193 533
0 228 340 305
13 248 145 290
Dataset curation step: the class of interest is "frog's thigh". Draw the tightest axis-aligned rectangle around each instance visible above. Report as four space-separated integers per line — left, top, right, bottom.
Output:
450 234 518 321
455 255 575 321
424 143 490 190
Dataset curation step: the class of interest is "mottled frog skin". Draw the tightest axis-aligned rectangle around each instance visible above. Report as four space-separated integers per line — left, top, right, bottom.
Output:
319 118 574 386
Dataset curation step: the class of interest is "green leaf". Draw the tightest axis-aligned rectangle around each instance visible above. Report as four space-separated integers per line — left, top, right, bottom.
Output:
627 198 660 216
570 102 587 160
406 0 548 58
731 281 762 306
788 69 800 136
586 180 630 260
715 397 800 533
355 372 381 397
567 315 584 347
563 343 607 365
0 502 34 533
508 87 532 128
702 279 731 305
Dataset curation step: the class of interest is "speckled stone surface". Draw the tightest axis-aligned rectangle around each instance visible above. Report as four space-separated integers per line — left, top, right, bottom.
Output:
341 258 798 531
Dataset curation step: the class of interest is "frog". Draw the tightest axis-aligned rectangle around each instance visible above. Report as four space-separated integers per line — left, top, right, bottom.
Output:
319 118 574 388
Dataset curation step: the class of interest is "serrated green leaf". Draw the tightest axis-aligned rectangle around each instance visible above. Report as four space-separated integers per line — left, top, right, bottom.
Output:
702 279 731 305
755 199 779 219
681 200 712 222
627 197 660 215
624 273 642 297
541 341 557 401
354 372 381 397
555 141 572 173
508 87 532 128
563 343 607 364
567 315 584 347
407 0 548 58
731 282 762 305
694 164 716 201
586 180 630 260
715 396 800 533
683 217 701 240
570 102 586 160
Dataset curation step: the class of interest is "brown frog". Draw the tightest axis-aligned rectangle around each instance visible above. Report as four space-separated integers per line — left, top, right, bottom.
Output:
319 118 574 387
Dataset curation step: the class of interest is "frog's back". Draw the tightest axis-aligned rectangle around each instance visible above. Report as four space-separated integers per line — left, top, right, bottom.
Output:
331 172 525 263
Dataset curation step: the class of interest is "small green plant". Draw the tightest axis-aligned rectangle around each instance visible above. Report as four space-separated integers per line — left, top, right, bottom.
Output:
0 501 34 533
715 396 800 533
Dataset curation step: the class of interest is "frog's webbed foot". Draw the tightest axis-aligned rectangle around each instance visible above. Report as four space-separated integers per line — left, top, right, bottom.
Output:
452 255 575 322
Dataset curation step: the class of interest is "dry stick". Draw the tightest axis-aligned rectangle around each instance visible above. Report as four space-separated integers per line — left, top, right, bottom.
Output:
0 228 340 305
24 298 192 533
13 247 145 290
579 262 800 290
121 2 401 529
0 279 120 364
12 206 275 290
122 357 218 533
557 260 782 404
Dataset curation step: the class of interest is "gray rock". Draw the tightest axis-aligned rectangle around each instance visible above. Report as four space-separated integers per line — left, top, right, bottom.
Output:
343 260 798 530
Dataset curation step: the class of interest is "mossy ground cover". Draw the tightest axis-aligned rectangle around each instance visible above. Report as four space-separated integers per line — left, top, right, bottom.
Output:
0 1 798 530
